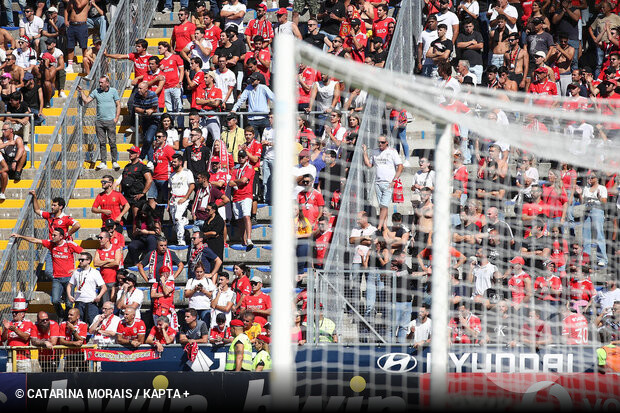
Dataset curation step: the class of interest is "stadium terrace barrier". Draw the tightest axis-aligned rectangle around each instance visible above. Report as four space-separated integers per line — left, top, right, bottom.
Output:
0 0 158 319
8 345 99 373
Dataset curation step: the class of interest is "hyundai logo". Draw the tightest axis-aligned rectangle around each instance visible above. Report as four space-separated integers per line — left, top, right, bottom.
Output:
376 353 418 373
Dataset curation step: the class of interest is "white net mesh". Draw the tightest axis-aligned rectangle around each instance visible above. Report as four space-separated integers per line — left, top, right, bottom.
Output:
276 0 620 408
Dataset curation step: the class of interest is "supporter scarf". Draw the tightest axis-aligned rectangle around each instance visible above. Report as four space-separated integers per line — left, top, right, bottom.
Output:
209 139 231 174
148 249 172 280
185 341 199 362
189 244 205 272
191 184 212 216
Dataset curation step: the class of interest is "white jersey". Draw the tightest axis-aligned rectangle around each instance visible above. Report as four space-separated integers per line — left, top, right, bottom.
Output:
313 80 338 112
119 288 144 319
350 224 378 264
419 29 439 66
211 288 236 328
186 39 213 69
89 314 121 346
222 2 246 32
408 317 432 343
371 147 402 184
215 69 236 104
473 262 498 296
169 169 195 198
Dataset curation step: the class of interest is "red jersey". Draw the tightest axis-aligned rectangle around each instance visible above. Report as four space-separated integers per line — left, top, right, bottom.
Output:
92 190 129 224
550 238 569 269
128 52 152 78
448 314 481 344
244 18 274 41
244 139 263 169
231 275 252 310
4 319 34 346
372 17 395 41
111 231 125 250
313 229 333 267
144 70 165 108
160 54 184 89
243 49 271 84
117 319 147 341
151 279 176 316
172 21 196 52
453 165 468 195
296 127 316 149
508 272 531 305
570 278 596 301
562 96 590 112
147 325 177 344
41 211 77 240
41 240 83 278
209 170 231 187
298 66 318 104
528 79 558 107
562 313 589 344
297 189 325 226
58 320 88 341
231 163 255 202
542 185 567 219
209 324 231 341
97 246 119 284
31 320 60 341
204 24 222 48
344 31 367 62
240 292 271 326
534 275 563 301
199 86 223 113
190 71 206 109
152 145 175 180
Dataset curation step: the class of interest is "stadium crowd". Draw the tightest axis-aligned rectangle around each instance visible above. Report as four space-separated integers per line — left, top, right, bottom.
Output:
0 0 618 370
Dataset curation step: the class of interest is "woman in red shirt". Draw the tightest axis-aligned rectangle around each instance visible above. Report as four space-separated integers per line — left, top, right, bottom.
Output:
543 169 568 227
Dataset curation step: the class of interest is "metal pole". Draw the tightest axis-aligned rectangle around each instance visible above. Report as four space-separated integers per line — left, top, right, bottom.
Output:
430 123 452 409
30 114 34 169
135 113 140 148
271 34 296 411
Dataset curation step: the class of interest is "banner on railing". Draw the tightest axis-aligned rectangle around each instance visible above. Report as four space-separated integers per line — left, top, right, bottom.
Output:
84 348 160 362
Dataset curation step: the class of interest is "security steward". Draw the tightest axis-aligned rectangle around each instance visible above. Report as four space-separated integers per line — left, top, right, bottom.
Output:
225 318 252 371
252 334 272 371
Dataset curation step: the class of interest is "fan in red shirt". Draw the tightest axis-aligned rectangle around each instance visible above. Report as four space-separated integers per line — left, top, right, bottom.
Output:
196 71 223 115
30 311 61 361
146 315 176 352
298 64 319 110
142 56 166 110
569 268 596 302
296 117 316 149
344 19 367 62
231 264 252 316
1 293 34 363
243 36 272 84
448 303 481 344
203 11 222 47
229 150 256 248
240 276 272 327
534 264 563 302
186 57 206 110
92 175 130 225
561 305 589 345
104 39 151 79
372 4 394 41
30 191 80 240
151 266 177 329
507 256 532 309
150 133 176 206
340 4 366 37
171 8 196 53
158 42 185 90
549 226 569 271
58 308 89 352
297 184 325 226
209 313 232 345
116 308 146 348
244 4 274 48
528 67 558 107
313 216 333 269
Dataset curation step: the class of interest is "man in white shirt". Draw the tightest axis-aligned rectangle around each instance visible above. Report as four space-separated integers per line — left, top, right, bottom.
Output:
436 0 459 42
220 0 246 33
407 305 432 349
88 301 121 346
116 273 144 319
468 248 501 305
489 0 519 33
294 148 317 195
417 14 438 77
67 252 106 325
211 271 236 328
169 153 195 246
19 6 44 53
362 136 403 231
214 55 236 110
348 210 378 313
181 27 212 70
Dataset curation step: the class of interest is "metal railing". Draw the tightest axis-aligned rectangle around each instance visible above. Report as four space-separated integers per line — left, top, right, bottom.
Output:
0 0 158 319
9 345 99 372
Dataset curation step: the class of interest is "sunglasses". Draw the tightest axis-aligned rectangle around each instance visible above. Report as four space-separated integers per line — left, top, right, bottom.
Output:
250 281 259 285
78 258 89 261
38 319 50 322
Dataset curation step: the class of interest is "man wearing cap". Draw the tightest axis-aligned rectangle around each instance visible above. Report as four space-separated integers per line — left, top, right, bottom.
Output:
169 153 195 246
240 276 271 327
274 8 303 39
435 0 460 42
1 293 35 371
195 70 223 141
42 7 66 57
19 6 43 53
225 318 253 371
120 144 153 218
252 334 272 371
229 150 255 249
417 14 438 77
507 256 532 314
116 307 146 348
343 18 367 63
12 229 84 321
245 4 274 49
232 71 274 138
68 251 106 325
115 273 144 319
12 36 38 72
78 76 121 171
221 113 244 163
92 174 130 227
40 38 65 103
93 231 121 304
526 17 555 66
528 65 559 106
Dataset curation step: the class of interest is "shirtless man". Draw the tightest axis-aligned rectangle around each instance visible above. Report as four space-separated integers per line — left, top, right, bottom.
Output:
414 186 434 246
0 28 13 50
82 36 102 75
3 55 24 88
504 32 528 90
546 33 575 96
497 66 518 91
489 15 510 68
64 0 90 73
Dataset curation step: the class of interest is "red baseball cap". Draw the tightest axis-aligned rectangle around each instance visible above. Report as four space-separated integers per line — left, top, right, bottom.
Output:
211 156 220 163
276 7 287 15
127 145 140 153
230 319 244 327
510 256 525 265
256 3 267 10
159 266 171 274
256 334 271 344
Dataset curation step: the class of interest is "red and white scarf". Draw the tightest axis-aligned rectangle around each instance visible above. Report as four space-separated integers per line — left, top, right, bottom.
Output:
148 249 172 280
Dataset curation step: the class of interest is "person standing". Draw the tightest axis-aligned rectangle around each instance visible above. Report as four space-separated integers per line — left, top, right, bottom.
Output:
120 145 153 219
252 334 272 371
67 252 106 325
184 262 216 325
132 81 160 161
138 237 184 283
239 276 271 327
93 230 122 303
169 154 195 246
231 72 274 137
12 229 83 321
150 266 177 329
225 318 252 371
229 150 255 250
157 41 184 127
170 7 196 55
78 76 121 171
91 174 130 228
577 172 608 268
191 172 229 232
362 136 403 231
64 0 90 73
201 201 227 260
211 271 236 328
187 231 222 281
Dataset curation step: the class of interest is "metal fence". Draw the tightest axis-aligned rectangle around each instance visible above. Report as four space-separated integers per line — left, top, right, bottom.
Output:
0 0 157 318
9 345 99 373
316 0 420 343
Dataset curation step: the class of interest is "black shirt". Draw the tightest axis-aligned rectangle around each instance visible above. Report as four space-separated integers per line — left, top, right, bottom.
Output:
319 0 346 35
429 38 453 58
215 42 244 75
456 31 484 66
319 162 344 204
183 144 211 179
121 161 151 197
202 213 225 260
21 85 40 113
303 32 327 49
